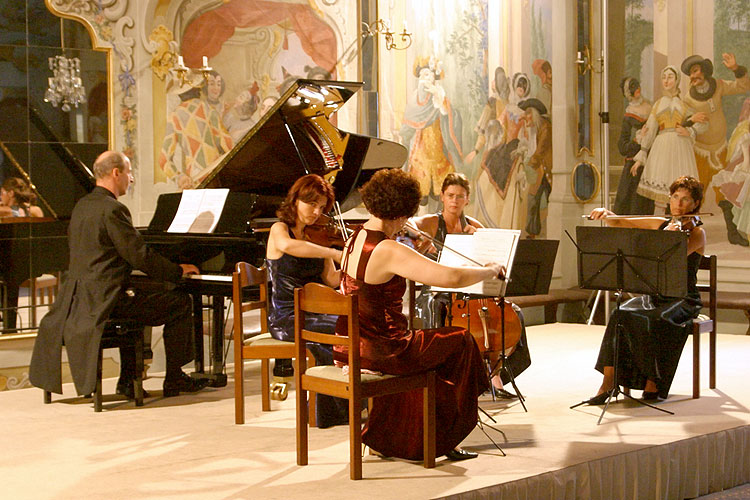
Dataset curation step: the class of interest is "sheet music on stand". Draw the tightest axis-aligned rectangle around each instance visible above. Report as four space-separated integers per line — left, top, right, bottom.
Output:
432 228 521 296
167 189 230 233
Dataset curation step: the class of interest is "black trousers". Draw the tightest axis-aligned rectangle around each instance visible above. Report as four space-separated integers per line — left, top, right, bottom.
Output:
110 287 194 382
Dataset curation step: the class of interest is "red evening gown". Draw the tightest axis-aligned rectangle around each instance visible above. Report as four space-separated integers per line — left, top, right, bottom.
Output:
334 228 489 460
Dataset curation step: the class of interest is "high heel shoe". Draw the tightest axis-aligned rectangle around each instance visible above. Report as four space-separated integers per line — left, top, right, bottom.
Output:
641 390 667 401
585 391 612 406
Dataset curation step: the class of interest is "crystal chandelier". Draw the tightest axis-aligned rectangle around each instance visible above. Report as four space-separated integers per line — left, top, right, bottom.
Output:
44 19 86 112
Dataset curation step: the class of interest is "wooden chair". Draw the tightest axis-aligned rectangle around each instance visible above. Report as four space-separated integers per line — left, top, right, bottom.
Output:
21 273 60 328
692 254 717 399
44 318 145 412
232 262 316 425
294 283 436 480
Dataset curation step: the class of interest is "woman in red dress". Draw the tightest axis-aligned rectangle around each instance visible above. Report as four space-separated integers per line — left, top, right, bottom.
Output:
335 169 503 461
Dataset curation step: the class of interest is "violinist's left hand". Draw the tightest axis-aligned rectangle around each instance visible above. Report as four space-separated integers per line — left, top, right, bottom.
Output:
463 224 478 235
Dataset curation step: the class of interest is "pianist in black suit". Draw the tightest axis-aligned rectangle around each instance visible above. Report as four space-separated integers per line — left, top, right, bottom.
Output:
266 174 348 428
29 151 208 399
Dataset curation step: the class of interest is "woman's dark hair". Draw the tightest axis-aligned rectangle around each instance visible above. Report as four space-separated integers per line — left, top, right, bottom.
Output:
441 172 470 197
2 177 36 205
360 169 421 220
276 174 335 226
669 176 704 213
620 77 640 99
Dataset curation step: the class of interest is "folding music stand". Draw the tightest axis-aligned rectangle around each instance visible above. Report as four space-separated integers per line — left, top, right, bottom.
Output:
568 226 687 424
489 239 559 411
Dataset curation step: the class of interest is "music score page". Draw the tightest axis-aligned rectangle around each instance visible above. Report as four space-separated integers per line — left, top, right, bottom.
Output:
432 228 521 296
167 189 229 233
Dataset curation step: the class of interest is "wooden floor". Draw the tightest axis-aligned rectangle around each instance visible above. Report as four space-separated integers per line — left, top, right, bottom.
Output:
2 323 750 500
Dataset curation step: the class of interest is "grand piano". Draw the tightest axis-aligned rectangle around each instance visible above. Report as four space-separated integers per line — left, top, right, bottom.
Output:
140 79 407 385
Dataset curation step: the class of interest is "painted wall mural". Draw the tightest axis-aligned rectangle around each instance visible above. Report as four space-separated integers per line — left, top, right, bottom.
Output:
145 0 358 190
617 0 750 262
378 0 554 239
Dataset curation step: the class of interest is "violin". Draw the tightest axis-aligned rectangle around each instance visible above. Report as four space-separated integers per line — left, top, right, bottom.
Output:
303 214 359 248
449 296 522 356
669 214 703 234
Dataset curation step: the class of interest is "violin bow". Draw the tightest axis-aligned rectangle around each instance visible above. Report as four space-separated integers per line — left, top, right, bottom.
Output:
403 222 485 267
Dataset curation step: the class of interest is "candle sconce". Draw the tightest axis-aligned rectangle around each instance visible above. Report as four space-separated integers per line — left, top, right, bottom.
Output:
362 19 412 51
172 54 213 88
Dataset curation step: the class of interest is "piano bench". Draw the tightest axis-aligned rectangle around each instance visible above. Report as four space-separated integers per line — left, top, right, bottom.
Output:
43 318 146 412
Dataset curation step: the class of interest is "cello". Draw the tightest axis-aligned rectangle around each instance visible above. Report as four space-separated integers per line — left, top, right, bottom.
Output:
450 296 522 357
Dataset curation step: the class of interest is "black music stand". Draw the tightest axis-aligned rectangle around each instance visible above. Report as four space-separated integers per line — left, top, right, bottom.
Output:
568 226 687 424
486 239 559 412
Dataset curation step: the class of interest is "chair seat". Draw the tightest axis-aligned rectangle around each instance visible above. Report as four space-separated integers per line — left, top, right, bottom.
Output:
245 332 288 347
306 365 396 383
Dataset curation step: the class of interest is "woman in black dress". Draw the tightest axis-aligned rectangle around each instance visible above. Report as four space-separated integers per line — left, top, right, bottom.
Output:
586 176 706 403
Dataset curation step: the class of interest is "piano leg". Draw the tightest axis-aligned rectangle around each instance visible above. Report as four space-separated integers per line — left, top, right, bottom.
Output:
192 293 205 374
209 294 228 387
189 292 228 388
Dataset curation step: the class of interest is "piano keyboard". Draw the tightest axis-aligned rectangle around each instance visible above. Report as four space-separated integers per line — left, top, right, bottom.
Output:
184 274 232 283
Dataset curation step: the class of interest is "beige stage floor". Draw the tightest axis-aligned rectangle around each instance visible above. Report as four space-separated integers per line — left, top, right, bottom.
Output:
2 323 750 500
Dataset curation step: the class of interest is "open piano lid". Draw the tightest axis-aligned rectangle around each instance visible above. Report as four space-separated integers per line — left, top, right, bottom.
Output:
197 79 407 213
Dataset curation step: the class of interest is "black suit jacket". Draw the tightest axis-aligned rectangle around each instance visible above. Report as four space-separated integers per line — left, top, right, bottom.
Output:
29 187 182 395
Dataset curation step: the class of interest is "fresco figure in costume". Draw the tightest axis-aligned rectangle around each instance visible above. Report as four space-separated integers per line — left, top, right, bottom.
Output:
158 70 233 190
223 81 261 144
518 98 552 238
632 66 707 209
466 66 510 166
398 56 464 202
713 97 750 241
474 72 531 229
532 59 552 118
681 53 750 246
613 77 655 215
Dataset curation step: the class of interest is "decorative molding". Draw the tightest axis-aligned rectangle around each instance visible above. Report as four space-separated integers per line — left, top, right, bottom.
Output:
47 0 139 168
148 25 178 82
656 0 666 12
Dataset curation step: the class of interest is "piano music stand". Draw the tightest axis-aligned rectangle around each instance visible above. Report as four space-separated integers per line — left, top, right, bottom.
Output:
568 226 687 424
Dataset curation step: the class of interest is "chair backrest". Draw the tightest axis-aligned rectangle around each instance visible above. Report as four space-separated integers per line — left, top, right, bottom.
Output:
294 282 361 380
232 262 269 342
696 254 717 323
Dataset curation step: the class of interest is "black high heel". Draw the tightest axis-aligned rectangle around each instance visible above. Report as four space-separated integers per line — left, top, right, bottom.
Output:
585 391 612 405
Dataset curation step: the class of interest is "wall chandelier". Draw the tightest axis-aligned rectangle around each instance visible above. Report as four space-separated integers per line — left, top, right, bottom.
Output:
172 55 214 88
44 19 86 112
363 19 412 51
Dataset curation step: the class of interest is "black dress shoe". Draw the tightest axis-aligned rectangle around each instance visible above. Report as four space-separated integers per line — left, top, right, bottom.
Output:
163 372 209 397
641 390 666 401
116 381 150 400
445 448 478 461
585 392 611 406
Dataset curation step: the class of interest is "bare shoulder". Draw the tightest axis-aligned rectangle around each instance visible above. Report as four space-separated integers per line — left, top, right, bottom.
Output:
413 213 439 235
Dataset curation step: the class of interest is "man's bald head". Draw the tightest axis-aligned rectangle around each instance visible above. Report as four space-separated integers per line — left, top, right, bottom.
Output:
93 151 129 179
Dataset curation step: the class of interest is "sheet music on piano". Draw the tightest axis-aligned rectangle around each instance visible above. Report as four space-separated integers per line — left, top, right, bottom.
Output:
432 228 521 296
167 189 229 233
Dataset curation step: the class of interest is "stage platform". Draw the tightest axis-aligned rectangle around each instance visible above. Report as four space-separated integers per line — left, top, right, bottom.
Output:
3 323 749 500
